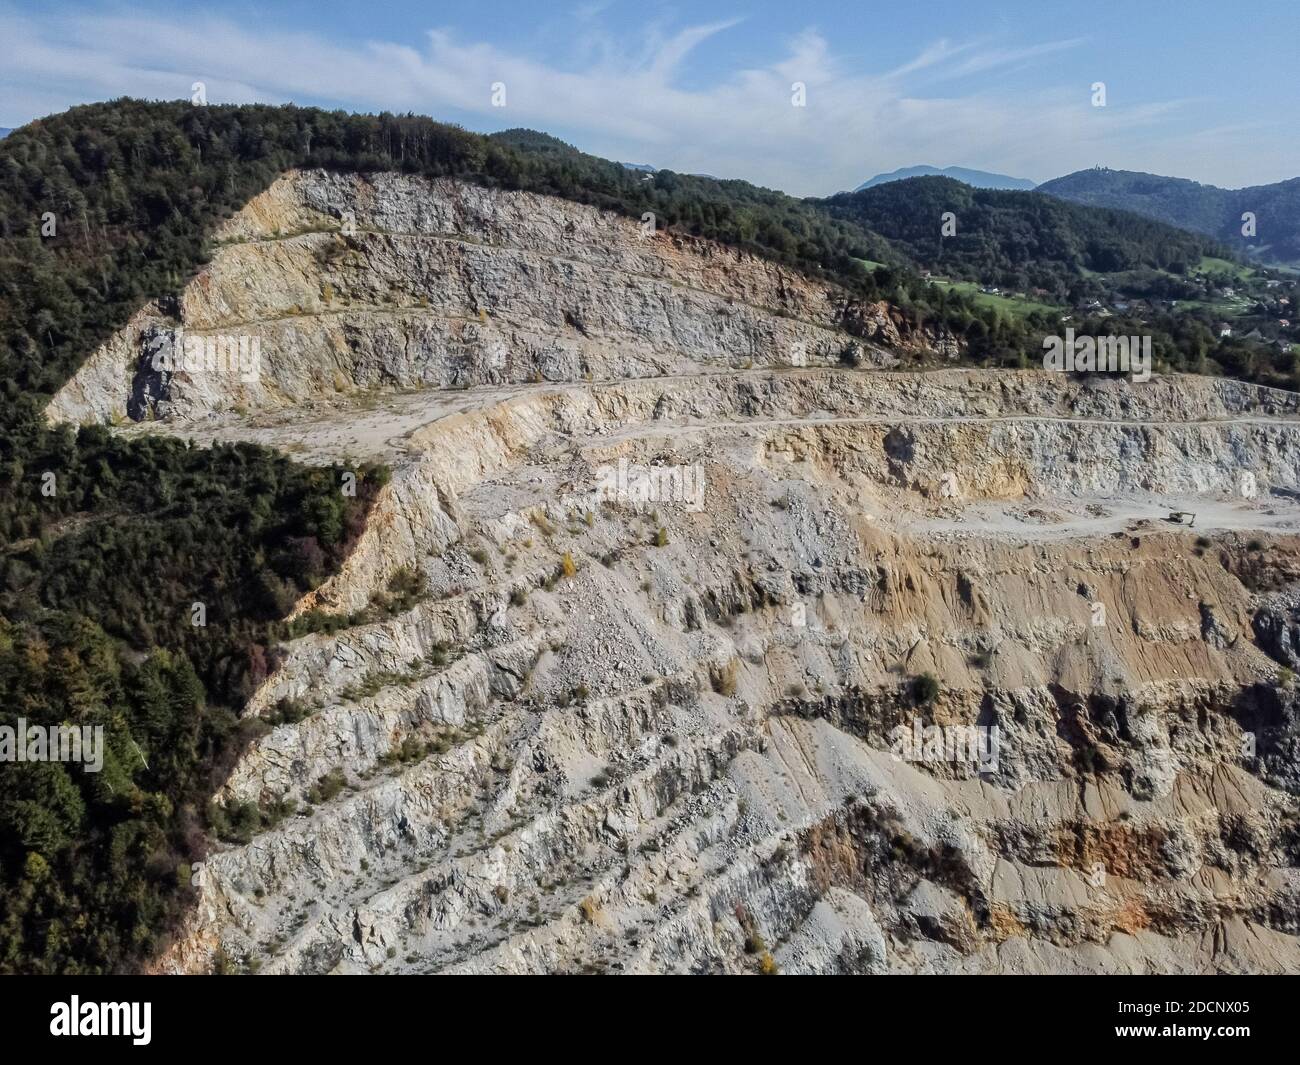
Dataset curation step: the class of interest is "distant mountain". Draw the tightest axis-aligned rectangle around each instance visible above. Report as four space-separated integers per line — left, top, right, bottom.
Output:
818 176 1222 297
0 129 10 139
1038 168 1300 264
620 162 655 173
856 165 1036 192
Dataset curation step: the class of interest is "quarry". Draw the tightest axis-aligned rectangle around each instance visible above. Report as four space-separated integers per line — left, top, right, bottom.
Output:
46 168 1300 975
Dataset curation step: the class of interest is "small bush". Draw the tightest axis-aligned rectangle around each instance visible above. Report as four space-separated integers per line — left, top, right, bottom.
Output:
268 697 311 726
912 673 940 705
306 767 347 805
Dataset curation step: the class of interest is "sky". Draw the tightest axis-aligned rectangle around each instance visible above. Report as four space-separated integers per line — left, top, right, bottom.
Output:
1 0 1296 196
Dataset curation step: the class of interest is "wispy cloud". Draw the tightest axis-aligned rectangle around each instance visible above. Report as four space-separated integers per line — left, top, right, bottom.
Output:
942 37 1086 79
0 9 1287 192
881 39 977 80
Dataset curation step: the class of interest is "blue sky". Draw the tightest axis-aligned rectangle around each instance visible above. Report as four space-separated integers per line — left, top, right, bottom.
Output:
1 0 1296 194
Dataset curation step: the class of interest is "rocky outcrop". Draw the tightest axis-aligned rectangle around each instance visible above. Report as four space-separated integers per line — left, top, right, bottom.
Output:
47 170 950 427
1254 590 1300 669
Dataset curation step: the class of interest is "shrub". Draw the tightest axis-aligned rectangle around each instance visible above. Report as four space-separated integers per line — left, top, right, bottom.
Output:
306 767 347 805
912 673 940 705
268 697 311 725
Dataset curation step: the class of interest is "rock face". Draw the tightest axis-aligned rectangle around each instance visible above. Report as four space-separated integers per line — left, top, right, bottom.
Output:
53 170 1300 975
47 170 939 427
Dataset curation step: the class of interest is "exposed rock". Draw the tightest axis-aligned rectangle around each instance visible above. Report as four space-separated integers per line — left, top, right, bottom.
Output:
62 170 1300 976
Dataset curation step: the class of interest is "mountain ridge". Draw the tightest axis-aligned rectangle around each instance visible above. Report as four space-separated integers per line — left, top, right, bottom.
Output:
1038 167 1300 264
855 164 1036 192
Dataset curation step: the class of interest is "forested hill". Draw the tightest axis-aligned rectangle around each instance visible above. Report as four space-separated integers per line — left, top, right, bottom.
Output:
486 127 582 157
817 176 1226 299
1037 168 1300 265
0 101 402 973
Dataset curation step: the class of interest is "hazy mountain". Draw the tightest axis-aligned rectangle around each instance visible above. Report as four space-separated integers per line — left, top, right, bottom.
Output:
0 129 11 139
855 165 1036 192
1038 168 1300 264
